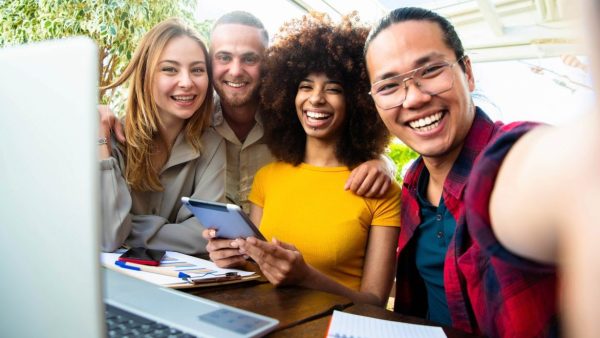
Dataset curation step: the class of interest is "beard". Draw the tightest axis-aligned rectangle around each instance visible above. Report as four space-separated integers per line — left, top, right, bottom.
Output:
215 81 260 108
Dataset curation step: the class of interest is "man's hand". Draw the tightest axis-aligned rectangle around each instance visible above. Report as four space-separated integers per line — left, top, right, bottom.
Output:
238 237 309 287
98 105 126 147
202 228 247 268
345 159 393 198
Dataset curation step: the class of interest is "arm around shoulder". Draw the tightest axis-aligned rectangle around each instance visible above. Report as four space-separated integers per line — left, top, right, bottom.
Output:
346 157 396 198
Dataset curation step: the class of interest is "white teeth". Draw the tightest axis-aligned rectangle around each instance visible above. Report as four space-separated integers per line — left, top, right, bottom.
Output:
420 120 440 132
409 112 443 129
306 111 331 119
173 95 194 101
226 81 245 88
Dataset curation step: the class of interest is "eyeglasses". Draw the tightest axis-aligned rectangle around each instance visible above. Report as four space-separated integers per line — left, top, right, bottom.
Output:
369 56 465 110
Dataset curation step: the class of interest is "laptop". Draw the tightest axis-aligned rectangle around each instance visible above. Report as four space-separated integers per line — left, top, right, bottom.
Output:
0 37 278 338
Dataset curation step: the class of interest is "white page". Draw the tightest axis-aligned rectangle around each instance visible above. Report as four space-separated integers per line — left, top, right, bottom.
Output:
326 311 447 338
100 250 254 286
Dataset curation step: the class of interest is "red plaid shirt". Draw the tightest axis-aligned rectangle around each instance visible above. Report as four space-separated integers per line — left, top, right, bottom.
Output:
395 108 559 337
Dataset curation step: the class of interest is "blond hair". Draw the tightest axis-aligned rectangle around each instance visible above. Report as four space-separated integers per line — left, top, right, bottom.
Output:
102 18 213 191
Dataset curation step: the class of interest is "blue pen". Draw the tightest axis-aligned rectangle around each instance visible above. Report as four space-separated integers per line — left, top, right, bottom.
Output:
115 260 191 279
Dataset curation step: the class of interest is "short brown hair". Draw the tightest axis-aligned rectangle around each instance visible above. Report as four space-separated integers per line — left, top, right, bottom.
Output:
212 11 268 47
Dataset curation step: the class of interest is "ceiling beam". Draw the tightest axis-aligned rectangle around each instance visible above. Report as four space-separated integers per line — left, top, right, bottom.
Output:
475 0 504 36
319 0 344 16
467 42 580 62
287 0 312 13
367 0 388 14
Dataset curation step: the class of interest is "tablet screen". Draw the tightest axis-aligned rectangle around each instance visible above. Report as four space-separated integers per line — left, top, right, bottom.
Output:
181 197 265 240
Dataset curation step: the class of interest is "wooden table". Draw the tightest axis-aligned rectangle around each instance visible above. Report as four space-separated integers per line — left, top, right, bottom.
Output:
273 303 482 338
184 277 479 337
187 278 351 334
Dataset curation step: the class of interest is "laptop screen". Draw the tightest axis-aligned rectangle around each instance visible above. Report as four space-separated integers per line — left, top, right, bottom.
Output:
0 37 103 338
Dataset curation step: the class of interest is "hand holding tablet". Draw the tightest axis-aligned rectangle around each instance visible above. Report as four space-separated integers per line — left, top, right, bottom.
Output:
182 197 266 240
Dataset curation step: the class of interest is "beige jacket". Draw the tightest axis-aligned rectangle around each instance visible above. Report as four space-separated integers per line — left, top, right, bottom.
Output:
100 127 226 254
212 96 275 214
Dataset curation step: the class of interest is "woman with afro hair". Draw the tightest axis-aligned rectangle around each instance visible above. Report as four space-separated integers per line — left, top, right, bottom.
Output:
208 13 401 306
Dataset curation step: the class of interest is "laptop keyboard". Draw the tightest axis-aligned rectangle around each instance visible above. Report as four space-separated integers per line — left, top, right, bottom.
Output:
105 304 198 338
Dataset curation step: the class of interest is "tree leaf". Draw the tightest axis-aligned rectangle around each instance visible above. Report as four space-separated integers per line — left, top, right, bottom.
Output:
0 0 207 104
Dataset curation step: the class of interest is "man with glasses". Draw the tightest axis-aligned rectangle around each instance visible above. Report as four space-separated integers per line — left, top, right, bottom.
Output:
365 7 560 337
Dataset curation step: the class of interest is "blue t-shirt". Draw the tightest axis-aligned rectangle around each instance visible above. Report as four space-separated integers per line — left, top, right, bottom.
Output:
414 169 455 326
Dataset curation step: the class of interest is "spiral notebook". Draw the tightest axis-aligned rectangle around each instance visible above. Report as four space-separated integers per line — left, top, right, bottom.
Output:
326 311 447 338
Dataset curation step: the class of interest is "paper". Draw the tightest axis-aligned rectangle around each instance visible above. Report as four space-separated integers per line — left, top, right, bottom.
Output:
101 249 255 287
326 310 447 338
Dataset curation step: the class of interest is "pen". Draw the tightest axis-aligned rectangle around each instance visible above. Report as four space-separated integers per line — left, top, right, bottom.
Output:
115 260 190 279
186 272 241 284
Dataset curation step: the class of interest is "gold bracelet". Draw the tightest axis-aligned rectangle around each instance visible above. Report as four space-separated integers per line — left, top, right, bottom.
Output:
98 137 108 146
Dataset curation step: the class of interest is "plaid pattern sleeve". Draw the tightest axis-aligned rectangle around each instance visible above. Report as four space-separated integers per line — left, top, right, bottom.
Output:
458 121 560 338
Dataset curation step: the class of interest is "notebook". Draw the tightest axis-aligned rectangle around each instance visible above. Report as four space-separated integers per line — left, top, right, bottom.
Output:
0 37 278 338
326 311 446 338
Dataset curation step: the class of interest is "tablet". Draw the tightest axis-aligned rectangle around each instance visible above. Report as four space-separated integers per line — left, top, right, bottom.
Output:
181 197 265 240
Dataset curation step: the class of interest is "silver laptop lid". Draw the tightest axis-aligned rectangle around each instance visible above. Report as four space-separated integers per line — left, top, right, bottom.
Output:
104 268 278 337
0 37 102 338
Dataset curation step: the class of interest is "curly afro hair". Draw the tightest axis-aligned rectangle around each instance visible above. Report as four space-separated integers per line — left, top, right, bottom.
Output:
260 12 390 168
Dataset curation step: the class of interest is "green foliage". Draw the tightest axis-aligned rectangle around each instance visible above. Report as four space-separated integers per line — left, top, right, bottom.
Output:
387 142 419 183
0 0 212 105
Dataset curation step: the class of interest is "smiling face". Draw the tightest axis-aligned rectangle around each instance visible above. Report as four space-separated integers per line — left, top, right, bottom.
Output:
366 20 476 160
152 35 209 127
210 24 265 108
295 73 347 143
